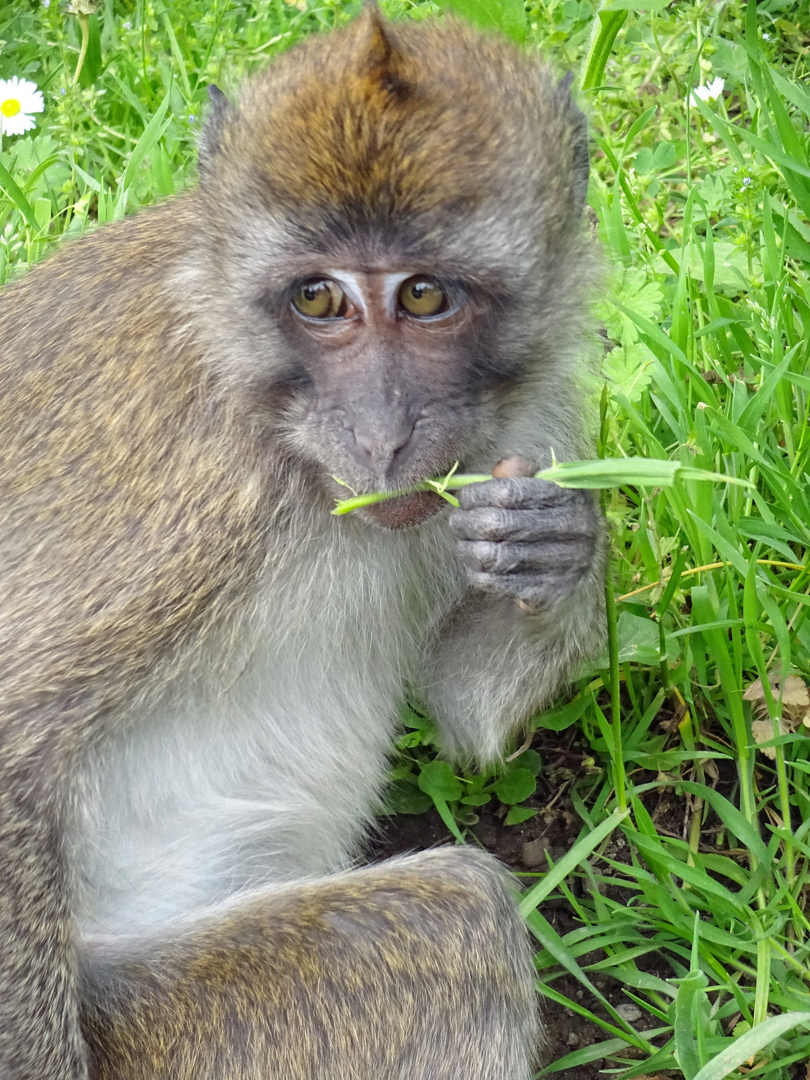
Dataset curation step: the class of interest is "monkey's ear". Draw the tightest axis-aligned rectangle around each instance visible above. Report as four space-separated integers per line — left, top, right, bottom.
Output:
199 85 238 183
355 1 411 99
558 72 590 218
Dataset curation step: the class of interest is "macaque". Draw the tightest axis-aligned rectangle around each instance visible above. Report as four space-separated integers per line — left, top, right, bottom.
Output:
0 6 603 1078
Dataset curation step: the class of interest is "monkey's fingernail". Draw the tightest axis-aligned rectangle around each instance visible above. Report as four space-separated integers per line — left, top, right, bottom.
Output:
492 456 537 479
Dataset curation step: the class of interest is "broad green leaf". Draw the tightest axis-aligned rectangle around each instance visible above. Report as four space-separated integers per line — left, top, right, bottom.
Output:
417 760 463 802
492 768 536 805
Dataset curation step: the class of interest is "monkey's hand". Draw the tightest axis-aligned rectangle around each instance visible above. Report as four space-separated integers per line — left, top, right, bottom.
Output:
449 462 600 616
427 458 604 760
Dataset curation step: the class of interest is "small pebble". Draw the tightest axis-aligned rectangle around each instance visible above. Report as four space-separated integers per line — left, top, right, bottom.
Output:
615 1004 642 1022
521 837 550 870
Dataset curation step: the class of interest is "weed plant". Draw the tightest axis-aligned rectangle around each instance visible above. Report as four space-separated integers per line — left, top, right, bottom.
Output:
1 0 810 1076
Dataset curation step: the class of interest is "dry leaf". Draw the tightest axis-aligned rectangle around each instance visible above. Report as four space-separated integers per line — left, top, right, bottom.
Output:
743 679 763 703
744 672 809 706
779 674 810 707
744 672 810 734
751 718 785 759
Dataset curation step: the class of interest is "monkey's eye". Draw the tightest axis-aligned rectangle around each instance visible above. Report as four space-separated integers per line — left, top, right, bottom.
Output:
397 277 449 319
292 278 352 320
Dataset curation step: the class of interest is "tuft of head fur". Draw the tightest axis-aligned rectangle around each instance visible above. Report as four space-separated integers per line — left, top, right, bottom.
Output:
199 8 589 267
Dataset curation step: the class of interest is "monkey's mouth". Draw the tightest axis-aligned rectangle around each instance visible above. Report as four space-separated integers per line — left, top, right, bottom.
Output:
363 489 445 530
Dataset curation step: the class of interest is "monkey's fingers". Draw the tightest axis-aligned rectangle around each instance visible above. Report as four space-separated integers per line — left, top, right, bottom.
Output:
449 505 589 545
455 538 593 578
457 476 576 512
463 566 583 609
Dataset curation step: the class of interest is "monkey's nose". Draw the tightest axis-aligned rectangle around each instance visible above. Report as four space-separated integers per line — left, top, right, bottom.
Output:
348 416 417 474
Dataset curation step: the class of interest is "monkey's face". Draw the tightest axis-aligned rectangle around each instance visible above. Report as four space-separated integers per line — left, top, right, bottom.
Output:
275 265 500 529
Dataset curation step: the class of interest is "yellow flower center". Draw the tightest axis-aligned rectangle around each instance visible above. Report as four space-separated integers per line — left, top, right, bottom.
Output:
1 98 22 118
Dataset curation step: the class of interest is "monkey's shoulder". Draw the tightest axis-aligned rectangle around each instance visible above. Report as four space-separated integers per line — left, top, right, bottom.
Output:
0 193 201 367
0 192 221 483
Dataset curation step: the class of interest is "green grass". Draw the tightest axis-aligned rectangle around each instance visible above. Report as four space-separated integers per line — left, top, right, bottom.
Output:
3 0 810 1076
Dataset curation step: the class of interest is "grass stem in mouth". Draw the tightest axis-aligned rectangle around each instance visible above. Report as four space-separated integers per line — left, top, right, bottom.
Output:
331 458 751 515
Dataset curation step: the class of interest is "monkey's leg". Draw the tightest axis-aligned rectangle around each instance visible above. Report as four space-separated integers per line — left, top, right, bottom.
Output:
80 848 540 1080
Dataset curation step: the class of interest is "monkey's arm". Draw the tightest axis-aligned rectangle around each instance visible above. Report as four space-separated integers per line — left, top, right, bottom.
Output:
423 477 605 762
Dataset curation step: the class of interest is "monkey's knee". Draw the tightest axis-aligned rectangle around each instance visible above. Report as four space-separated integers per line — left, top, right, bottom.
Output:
355 847 542 1079
80 848 539 1080
312 847 542 1079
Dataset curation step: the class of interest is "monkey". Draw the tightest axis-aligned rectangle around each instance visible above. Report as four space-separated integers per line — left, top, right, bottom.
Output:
0 6 603 1079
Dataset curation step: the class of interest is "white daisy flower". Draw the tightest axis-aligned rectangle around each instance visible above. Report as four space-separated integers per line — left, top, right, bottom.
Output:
691 77 725 104
0 77 45 137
